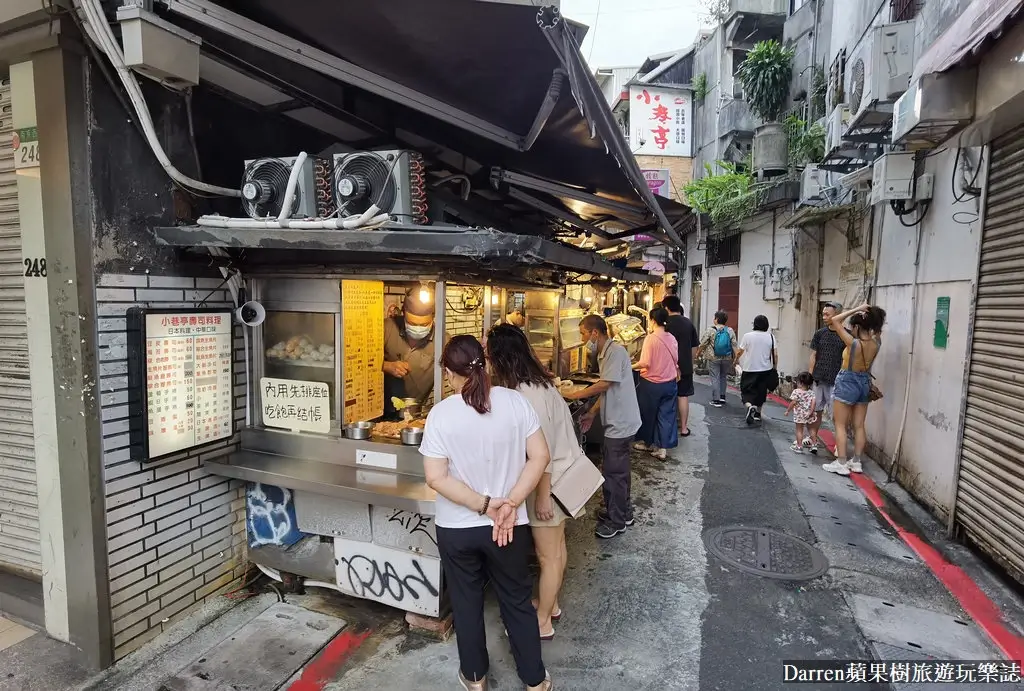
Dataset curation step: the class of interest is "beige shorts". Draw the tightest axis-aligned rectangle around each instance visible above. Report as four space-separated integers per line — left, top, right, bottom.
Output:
526 491 570 528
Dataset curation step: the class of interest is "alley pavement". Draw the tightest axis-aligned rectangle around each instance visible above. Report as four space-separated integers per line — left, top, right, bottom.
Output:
2 381 1021 690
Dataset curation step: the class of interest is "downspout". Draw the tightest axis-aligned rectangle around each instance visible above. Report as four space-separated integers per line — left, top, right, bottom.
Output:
888 217 921 483
807 0 821 122
523 69 567 151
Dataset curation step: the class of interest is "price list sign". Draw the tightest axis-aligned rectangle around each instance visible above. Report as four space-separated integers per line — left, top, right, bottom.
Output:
342 280 384 423
127 308 235 461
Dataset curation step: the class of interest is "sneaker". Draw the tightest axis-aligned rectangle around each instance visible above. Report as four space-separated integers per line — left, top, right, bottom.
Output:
595 523 626 539
822 460 851 476
597 508 634 526
651 447 667 460
752 407 762 421
459 670 489 691
808 442 819 455
710 399 724 408
790 441 804 454
848 460 863 474
801 437 813 448
745 406 756 425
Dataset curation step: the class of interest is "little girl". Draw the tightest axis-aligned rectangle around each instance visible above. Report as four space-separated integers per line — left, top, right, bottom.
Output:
785 372 817 453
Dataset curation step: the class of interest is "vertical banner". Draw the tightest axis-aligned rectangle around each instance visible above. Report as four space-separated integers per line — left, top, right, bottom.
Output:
342 280 384 423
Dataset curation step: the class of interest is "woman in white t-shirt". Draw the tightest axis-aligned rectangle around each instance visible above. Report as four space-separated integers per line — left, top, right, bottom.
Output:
419 335 553 691
734 314 779 425
487 323 584 641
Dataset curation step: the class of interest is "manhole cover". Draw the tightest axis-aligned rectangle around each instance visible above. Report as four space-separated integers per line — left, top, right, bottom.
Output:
703 525 829 581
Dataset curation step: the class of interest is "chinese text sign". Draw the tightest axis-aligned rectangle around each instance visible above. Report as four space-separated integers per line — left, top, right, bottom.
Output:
629 86 693 157
261 377 331 434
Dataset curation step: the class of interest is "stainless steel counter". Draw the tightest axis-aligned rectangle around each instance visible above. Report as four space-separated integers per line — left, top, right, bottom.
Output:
203 427 436 514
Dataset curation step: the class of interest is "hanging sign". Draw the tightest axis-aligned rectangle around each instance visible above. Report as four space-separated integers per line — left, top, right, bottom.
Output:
629 86 692 157
642 169 673 198
260 377 331 433
127 308 235 461
643 261 666 276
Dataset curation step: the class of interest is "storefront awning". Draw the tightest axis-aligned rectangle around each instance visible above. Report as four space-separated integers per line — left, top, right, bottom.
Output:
152 224 660 284
158 0 692 247
912 0 1024 81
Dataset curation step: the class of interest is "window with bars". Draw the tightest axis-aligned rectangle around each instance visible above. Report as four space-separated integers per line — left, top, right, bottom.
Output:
708 234 742 266
892 0 917 22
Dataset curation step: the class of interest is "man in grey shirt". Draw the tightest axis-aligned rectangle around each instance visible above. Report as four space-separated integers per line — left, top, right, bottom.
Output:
566 315 642 539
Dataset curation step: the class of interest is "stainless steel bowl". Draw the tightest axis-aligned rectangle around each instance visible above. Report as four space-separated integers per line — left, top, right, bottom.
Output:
344 421 373 440
400 426 424 446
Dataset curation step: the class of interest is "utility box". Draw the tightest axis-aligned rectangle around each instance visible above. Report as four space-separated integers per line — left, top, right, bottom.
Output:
117 5 201 88
871 151 915 205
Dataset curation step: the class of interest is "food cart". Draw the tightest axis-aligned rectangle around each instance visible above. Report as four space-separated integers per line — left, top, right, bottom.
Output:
521 290 587 378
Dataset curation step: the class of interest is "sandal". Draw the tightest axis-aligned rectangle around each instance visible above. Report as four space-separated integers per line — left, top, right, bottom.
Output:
532 599 562 621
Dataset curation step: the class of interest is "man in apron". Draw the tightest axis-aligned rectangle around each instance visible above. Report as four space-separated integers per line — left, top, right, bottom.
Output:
382 287 442 419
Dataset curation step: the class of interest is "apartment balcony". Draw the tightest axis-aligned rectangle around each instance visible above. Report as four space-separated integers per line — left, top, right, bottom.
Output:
719 98 757 137
729 0 788 15
725 0 787 47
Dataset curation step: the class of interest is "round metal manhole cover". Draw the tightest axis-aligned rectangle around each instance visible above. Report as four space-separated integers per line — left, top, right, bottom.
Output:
703 525 829 581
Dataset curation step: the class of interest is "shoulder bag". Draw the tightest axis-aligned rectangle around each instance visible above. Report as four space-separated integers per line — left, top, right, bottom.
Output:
653 332 682 382
550 451 604 518
766 333 780 391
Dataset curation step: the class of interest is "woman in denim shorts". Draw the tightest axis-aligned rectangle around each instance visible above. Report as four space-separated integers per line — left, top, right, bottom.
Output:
822 304 887 477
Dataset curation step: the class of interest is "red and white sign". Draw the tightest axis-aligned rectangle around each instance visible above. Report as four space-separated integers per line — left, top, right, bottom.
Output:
643 261 666 276
642 169 673 198
629 86 693 157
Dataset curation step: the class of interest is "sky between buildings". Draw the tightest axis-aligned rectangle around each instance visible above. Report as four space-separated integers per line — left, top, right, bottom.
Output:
561 0 706 69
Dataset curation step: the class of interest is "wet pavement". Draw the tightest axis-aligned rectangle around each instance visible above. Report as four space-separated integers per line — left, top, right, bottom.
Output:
2 381 1020 691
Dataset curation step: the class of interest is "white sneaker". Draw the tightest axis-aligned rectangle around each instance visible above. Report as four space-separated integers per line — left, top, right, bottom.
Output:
822 460 851 476
790 441 804 454
848 460 863 474
801 437 813 448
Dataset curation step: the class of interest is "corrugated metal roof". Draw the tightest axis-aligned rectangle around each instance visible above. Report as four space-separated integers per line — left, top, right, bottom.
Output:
913 0 1024 80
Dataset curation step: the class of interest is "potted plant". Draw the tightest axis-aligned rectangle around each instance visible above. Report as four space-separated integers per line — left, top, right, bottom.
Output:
736 40 795 177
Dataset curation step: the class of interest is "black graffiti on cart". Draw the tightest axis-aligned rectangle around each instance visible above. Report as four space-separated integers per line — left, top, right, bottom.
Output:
338 554 439 603
386 509 437 546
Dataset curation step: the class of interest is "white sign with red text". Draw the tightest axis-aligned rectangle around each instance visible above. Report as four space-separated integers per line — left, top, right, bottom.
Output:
629 86 693 157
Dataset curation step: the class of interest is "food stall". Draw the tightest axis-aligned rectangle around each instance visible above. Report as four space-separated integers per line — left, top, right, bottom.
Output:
521 290 587 378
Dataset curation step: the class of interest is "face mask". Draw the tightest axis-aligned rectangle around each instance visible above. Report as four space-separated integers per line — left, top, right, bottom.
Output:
406 323 432 340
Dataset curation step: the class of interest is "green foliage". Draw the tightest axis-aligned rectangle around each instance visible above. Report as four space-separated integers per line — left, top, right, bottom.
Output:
784 114 826 166
810 65 826 121
736 40 795 123
683 161 766 230
693 73 709 101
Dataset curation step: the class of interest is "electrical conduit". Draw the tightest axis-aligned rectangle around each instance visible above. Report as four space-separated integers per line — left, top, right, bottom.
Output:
276 152 308 225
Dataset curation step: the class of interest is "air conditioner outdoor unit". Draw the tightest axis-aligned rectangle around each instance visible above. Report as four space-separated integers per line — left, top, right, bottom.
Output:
240 156 319 220
846 21 917 131
799 165 824 205
332 150 429 225
824 104 852 159
870 151 915 205
892 69 977 149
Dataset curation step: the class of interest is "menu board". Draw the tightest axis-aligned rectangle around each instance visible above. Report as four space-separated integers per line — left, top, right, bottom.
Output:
127 308 235 461
260 377 331 434
342 280 384 423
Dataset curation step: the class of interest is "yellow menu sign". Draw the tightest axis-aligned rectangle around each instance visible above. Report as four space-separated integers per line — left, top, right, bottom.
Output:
342 280 384 423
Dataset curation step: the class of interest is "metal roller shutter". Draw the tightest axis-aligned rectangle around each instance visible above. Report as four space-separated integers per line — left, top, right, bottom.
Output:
956 123 1024 582
0 77 39 578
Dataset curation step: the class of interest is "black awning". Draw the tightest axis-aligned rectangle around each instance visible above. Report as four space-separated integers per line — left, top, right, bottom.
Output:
153 224 660 284
161 0 691 246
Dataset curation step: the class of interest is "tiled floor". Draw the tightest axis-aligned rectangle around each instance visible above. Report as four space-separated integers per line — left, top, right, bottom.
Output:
0 616 35 652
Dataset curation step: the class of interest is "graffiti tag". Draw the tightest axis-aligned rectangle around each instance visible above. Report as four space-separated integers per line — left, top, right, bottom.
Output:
337 554 439 603
246 483 304 548
386 509 437 546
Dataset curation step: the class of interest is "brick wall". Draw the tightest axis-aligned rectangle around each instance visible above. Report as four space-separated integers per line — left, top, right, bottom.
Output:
96 273 247 659
634 155 694 202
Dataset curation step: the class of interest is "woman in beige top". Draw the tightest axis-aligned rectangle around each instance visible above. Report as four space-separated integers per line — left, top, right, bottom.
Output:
487 324 581 640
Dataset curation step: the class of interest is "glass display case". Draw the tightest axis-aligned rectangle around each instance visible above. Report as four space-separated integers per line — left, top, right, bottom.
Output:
263 311 338 420
606 313 646 362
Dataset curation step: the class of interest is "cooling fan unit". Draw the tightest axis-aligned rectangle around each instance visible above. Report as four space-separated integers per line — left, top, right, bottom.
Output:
332 150 428 225
240 156 318 220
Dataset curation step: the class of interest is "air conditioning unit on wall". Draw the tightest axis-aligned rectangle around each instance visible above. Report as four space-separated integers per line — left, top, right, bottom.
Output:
799 165 824 206
846 21 917 131
825 104 852 159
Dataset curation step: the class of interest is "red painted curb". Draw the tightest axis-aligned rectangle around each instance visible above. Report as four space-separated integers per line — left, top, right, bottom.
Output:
287 627 372 691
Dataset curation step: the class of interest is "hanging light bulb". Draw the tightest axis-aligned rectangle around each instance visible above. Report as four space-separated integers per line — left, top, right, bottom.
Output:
491 293 499 306
419 283 431 304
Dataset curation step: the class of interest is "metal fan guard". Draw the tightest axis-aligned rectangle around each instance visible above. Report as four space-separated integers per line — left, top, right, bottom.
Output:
850 58 865 114
334 153 398 214
241 159 299 219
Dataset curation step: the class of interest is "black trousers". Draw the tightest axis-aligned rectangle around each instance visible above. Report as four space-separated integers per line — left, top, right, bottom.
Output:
740 369 775 407
601 435 634 530
436 524 546 686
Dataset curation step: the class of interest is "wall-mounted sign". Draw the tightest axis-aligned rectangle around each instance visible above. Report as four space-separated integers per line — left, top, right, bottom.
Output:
642 169 672 198
342 280 384 423
934 296 950 349
629 85 693 157
642 261 666 276
260 377 331 433
12 126 39 170
127 308 235 461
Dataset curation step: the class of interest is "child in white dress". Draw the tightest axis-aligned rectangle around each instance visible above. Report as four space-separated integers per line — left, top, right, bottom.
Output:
785 372 818 454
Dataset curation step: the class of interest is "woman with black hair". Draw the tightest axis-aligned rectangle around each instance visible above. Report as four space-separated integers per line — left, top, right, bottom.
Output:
822 303 887 477
419 335 553 691
633 306 680 460
734 314 779 424
487 323 585 641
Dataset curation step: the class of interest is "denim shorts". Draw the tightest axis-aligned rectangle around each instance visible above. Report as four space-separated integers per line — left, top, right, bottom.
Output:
834 370 872 405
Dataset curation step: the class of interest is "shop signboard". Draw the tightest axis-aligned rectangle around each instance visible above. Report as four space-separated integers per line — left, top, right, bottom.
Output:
260 377 331 434
629 85 693 157
126 308 235 461
642 169 672 198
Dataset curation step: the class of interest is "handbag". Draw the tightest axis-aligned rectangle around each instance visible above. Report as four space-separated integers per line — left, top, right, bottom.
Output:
550 452 604 518
767 334 780 391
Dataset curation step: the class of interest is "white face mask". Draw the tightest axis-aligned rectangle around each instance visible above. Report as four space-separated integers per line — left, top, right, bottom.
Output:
406 323 432 340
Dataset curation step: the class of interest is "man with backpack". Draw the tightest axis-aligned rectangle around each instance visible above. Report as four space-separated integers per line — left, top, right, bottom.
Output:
699 311 737 407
